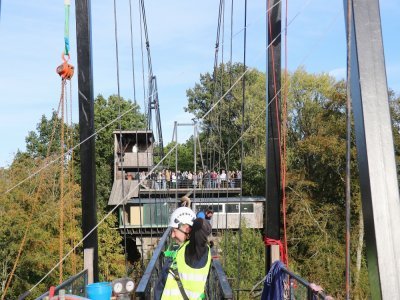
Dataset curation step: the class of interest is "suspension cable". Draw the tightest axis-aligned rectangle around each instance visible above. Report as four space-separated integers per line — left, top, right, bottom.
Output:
138 0 147 118
225 0 234 258
128 0 137 105
236 1 247 298
113 0 129 275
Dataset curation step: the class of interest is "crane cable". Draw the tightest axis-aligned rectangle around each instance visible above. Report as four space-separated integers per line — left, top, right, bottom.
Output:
66 80 78 276
59 80 66 284
58 0 73 283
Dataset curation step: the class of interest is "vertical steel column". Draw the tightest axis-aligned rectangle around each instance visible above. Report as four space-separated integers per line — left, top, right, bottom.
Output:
346 0 400 298
265 0 282 273
75 0 99 282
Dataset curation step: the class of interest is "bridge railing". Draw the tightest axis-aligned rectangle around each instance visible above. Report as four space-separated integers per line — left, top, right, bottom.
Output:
135 227 233 300
18 269 88 300
141 179 242 190
135 227 172 299
282 267 328 300
206 258 233 299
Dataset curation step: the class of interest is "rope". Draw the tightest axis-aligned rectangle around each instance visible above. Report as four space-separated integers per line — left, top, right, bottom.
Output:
64 0 70 56
263 237 287 265
67 79 77 276
59 80 66 283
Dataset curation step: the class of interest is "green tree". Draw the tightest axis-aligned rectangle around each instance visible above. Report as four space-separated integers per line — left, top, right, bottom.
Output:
185 63 266 195
75 94 146 280
220 224 265 300
0 94 146 298
0 154 82 299
285 68 370 298
92 94 146 210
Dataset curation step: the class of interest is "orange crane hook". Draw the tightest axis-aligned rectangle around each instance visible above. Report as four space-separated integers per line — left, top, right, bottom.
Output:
56 53 74 80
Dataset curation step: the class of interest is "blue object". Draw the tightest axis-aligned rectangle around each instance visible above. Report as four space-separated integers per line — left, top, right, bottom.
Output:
261 261 286 300
197 211 205 219
86 282 112 300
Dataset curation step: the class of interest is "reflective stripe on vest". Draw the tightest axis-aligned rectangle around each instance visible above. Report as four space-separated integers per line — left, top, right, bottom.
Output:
161 284 203 299
161 241 211 300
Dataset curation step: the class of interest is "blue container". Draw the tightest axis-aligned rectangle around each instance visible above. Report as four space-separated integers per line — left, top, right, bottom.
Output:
86 282 112 300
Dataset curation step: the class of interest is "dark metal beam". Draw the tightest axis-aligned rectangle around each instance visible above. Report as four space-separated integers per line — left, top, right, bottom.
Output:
265 0 281 273
346 0 400 298
75 0 99 282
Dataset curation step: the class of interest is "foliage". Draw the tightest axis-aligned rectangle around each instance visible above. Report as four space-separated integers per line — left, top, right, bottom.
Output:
0 94 146 298
91 95 146 281
220 224 265 300
185 63 266 195
285 68 370 298
0 154 82 299
186 66 381 298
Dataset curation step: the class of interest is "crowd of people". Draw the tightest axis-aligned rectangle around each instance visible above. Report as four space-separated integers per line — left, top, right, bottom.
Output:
126 169 242 190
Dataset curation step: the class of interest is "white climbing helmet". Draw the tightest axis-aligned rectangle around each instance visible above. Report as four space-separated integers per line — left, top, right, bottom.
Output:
169 207 196 228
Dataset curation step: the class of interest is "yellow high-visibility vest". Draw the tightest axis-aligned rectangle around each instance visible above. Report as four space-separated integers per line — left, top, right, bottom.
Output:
161 241 211 300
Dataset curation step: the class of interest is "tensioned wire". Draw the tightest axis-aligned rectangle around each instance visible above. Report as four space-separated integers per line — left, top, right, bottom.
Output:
128 0 144 270
128 0 138 106
12 3 341 293
138 0 147 119
236 0 247 297
113 0 130 276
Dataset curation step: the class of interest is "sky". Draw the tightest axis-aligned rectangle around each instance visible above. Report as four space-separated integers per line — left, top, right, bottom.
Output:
0 0 399 167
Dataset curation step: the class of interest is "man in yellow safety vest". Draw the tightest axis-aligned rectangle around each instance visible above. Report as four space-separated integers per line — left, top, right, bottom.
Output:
160 207 212 300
